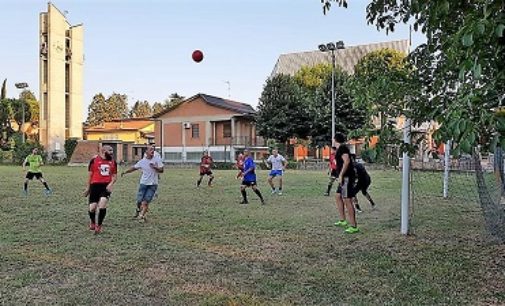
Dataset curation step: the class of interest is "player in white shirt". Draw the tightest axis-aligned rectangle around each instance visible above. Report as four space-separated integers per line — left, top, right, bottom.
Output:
121 145 164 221
266 149 288 195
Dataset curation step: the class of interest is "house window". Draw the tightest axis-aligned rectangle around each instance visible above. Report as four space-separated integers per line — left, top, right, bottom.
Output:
192 124 200 138
223 122 231 138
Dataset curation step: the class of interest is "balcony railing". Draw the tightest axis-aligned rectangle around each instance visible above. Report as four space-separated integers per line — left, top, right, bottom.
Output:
208 136 265 147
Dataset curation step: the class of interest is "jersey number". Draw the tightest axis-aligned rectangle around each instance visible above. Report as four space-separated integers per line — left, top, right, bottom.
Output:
100 164 110 176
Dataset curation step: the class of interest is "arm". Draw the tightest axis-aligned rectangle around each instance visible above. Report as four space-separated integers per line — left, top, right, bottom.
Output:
106 173 117 192
22 157 28 171
121 166 139 177
339 153 351 183
83 170 93 196
150 162 164 173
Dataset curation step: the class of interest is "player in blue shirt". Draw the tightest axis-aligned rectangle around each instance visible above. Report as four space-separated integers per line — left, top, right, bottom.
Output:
240 149 265 205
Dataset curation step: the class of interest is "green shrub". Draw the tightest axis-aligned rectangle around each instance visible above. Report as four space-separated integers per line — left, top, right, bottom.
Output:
0 150 13 162
12 134 46 164
360 148 377 163
64 138 79 161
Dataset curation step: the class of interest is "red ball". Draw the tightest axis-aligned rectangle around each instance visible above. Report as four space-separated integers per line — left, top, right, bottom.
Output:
192 50 204 63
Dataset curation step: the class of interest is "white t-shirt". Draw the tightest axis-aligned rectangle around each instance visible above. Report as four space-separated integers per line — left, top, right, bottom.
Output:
267 154 286 171
134 157 164 185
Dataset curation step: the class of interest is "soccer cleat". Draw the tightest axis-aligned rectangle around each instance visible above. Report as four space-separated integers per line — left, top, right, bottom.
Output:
271 189 277 194
345 226 360 234
334 220 348 227
94 225 102 234
44 188 52 196
22 189 28 196
239 200 249 205
278 191 283 196
323 192 330 196
354 204 363 213
89 223 96 231
138 215 146 223
261 199 266 205
132 209 140 219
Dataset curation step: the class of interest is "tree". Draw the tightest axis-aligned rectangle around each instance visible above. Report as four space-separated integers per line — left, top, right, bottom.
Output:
130 100 152 118
152 102 164 115
19 90 39 122
163 93 185 108
86 93 107 126
256 74 311 144
294 64 366 146
106 93 129 120
0 99 13 141
1 79 6 100
322 0 505 154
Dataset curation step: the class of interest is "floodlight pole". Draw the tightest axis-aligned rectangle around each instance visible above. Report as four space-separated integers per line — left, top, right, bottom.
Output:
401 118 411 235
331 50 336 143
15 82 29 143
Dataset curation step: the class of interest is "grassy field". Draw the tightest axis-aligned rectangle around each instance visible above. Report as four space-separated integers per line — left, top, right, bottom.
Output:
0 165 504 305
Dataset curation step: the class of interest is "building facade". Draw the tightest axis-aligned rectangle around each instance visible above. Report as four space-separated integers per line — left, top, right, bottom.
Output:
39 2 83 155
153 94 267 162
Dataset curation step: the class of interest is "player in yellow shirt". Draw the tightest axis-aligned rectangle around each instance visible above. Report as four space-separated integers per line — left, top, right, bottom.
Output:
22 148 52 196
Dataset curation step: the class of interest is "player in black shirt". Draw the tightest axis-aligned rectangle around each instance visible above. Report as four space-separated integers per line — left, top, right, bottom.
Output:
351 154 376 212
333 133 359 234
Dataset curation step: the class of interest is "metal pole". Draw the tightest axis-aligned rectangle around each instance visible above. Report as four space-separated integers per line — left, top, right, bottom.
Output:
443 140 452 198
22 101 25 143
331 50 335 144
401 118 411 235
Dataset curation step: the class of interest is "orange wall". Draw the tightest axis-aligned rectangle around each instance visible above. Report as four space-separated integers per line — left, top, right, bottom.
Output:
164 123 182 146
158 97 237 119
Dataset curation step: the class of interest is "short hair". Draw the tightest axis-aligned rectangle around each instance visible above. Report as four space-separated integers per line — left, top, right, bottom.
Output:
334 133 346 144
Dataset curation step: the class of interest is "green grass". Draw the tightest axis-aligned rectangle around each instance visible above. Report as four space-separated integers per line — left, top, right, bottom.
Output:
0 165 504 305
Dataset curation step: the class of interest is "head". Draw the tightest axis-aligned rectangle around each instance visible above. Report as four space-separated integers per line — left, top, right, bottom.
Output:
203 150 209 157
334 133 346 147
32 147 39 155
101 145 114 160
243 149 250 157
331 146 337 154
272 149 278 157
237 153 244 160
145 145 155 159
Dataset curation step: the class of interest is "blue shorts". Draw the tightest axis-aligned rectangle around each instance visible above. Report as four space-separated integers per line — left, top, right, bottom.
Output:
269 170 283 177
136 184 158 204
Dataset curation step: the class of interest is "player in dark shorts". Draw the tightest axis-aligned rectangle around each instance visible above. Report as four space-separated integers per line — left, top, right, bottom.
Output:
324 146 338 196
83 145 117 234
22 147 52 196
351 154 376 212
240 149 265 205
197 150 214 187
333 133 359 234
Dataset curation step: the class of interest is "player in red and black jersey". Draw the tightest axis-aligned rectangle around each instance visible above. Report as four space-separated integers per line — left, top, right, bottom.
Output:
235 153 244 179
197 150 214 187
83 145 117 234
324 146 338 196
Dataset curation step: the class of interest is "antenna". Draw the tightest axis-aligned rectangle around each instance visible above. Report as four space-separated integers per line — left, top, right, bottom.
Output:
224 81 231 98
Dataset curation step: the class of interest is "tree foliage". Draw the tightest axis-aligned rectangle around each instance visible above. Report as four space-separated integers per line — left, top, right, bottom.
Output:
1 79 6 100
130 100 152 118
256 74 311 144
152 102 164 115
86 93 129 126
164 93 185 109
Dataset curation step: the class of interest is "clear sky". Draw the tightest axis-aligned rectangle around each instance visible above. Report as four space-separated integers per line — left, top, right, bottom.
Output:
0 0 424 120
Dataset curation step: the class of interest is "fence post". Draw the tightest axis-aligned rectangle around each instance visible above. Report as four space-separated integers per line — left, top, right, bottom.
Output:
443 140 452 198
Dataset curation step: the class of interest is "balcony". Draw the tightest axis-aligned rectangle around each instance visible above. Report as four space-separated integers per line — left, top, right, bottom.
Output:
208 136 265 147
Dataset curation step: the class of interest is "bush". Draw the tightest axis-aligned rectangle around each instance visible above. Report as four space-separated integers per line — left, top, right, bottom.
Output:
360 148 377 163
64 138 79 161
12 134 46 164
0 150 13 163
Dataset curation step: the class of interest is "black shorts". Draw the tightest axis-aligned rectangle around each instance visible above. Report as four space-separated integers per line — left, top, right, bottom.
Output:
336 176 356 198
200 170 213 176
26 172 43 180
242 180 257 187
355 179 371 195
330 169 338 178
89 183 111 204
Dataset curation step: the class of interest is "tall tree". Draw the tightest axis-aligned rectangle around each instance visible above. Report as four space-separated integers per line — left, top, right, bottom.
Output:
0 99 13 141
19 90 39 122
152 102 164 115
256 74 311 144
106 93 129 120
163 93 185 108
86 93 107 126
1 79 6 100
130 100 152 118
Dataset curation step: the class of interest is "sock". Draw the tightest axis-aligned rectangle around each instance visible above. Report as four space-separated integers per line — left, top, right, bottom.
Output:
254 189 264 201
136 202 141 211
197 179 202 187
89 210 96 224
326 183 332 194
24 182 28 191
98 208 107 225
43 182 50 190
241 190 247 202
279 187 282 191
208 177 214 185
